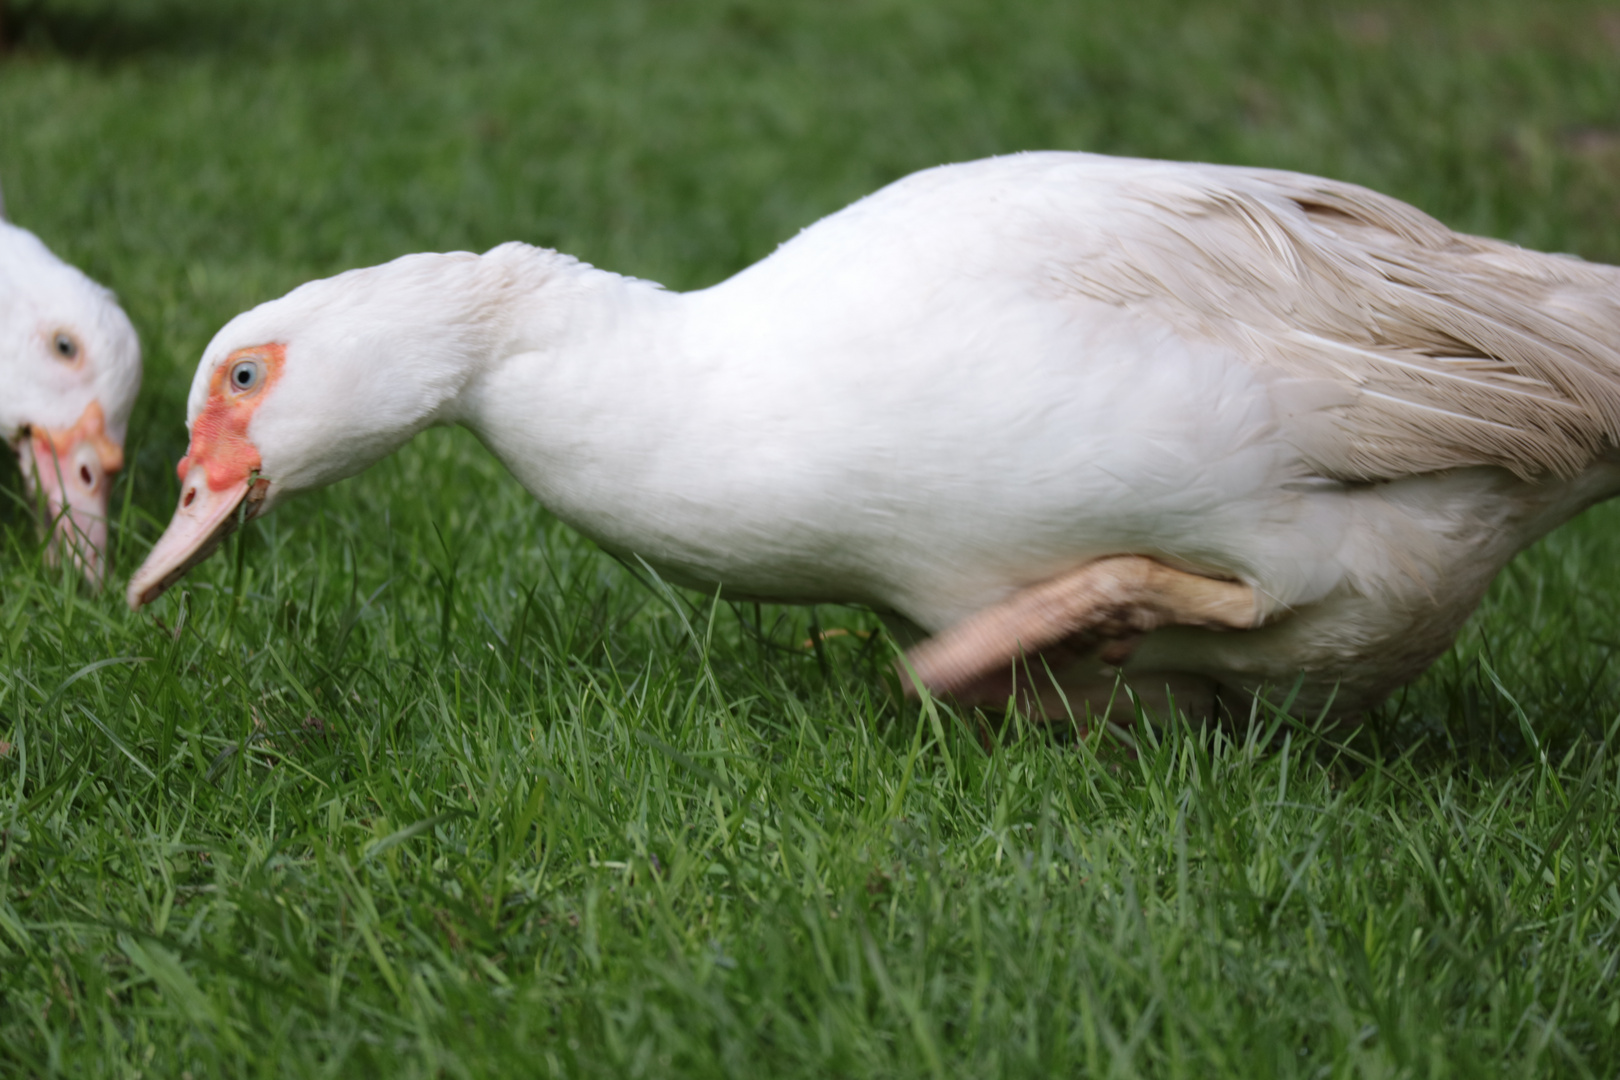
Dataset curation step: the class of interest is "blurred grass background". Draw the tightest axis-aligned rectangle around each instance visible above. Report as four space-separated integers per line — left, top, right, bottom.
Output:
3 0 1620 1075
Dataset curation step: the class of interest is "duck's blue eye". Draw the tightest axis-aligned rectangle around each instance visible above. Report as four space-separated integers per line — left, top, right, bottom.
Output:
52 331 80 361
229 359 263 392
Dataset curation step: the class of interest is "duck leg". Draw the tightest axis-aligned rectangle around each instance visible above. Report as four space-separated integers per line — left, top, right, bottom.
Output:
900 555 1263 698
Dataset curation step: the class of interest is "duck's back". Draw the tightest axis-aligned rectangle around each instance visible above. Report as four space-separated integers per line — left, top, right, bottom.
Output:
654 156 1617 622
736 152 1620 480
657 157 1310 621
475 153 1620 714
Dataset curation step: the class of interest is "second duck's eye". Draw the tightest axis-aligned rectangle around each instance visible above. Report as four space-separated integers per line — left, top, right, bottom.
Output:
52 331 80 361
229 359 263 393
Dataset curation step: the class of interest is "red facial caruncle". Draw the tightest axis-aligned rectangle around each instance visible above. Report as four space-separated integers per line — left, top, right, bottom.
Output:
125 343 285 609
19 399 125 585
177 342 286 493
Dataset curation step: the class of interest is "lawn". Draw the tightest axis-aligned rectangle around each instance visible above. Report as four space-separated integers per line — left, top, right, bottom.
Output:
3 0 1620 1075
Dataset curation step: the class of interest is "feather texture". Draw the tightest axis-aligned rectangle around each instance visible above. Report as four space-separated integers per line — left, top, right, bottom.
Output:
1038 159 1620 480
131 151 1620 717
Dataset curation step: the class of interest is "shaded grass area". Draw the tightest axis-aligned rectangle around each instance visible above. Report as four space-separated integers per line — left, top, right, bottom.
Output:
3 0 1620 1074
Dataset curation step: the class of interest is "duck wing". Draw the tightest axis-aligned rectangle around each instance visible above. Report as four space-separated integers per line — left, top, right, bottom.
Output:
1053 161 1620 482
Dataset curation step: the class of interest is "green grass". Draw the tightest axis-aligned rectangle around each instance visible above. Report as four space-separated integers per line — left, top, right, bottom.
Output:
4 0 1620 1074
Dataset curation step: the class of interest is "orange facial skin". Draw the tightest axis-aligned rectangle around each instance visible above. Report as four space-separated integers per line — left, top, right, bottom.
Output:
21 398 125 586
31 400 123 480
125 343 285 610
177 343 286 491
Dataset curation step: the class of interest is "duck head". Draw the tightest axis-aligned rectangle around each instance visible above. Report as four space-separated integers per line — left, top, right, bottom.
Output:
1 213 142 586
126 250 511 609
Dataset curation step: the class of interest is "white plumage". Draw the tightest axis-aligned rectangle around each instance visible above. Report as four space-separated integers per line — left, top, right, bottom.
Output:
129 153 1620 719
0 192 142 584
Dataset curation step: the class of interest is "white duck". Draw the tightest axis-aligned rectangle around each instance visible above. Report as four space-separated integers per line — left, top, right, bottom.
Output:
127 153 1620 720
1 186 141 585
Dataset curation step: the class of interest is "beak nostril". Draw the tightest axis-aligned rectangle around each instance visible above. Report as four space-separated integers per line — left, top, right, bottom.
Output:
182 487 197 509
79 465 94 486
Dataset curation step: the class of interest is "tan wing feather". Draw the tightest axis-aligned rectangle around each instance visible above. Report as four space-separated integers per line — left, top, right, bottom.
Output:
1054 166 1620 481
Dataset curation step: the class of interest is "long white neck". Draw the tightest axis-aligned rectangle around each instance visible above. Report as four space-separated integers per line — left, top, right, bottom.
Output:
451 247 699 538
247 244 681 501
451 246 684 427
444 243 922 607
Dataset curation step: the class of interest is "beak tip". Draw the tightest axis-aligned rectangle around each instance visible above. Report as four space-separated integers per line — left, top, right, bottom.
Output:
125 472 261 613
126 569 168 611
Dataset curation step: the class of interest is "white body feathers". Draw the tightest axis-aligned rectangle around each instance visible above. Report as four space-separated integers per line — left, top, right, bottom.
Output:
195 153 1620 715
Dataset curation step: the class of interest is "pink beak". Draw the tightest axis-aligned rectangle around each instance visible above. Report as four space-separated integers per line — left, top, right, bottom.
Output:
125 463 267 610
17 402 123 588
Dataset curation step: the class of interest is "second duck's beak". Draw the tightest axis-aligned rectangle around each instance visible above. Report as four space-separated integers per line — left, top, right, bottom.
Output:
125 462 268 610
17 401 124 588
